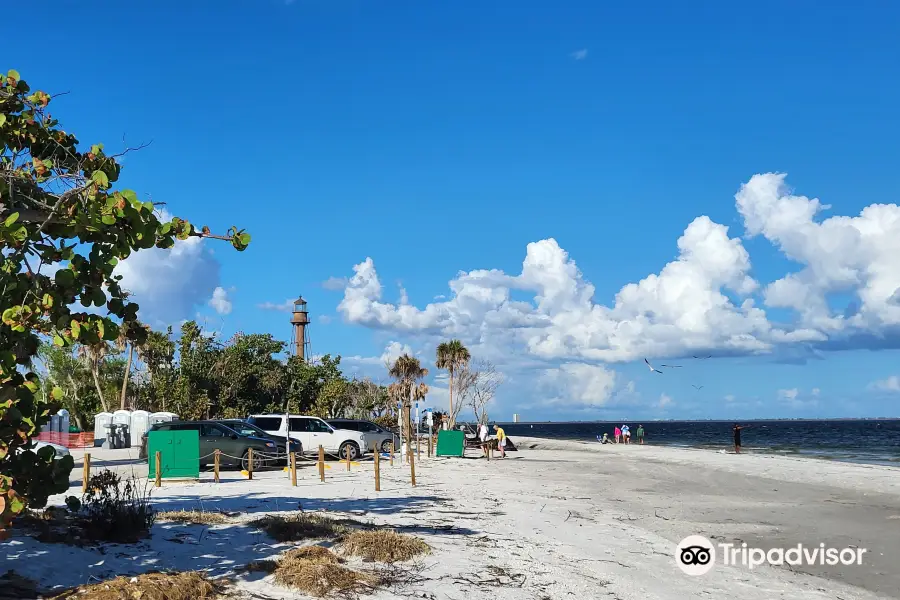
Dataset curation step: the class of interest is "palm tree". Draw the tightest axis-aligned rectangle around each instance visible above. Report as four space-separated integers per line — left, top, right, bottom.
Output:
77 341 112 413
388 354 428 448
116 321 148 410
435 340 470 429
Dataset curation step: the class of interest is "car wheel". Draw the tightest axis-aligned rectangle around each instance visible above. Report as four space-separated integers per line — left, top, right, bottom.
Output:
241 449 265 472
380 438 393 454
339 442 360 461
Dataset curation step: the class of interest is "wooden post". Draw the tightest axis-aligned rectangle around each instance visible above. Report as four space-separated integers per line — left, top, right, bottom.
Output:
318 445 325 482
416 434 421 461
486 443 490 461
427 434 432 457
409 445 417 487
373 444 381 492
290 451 297 487
214 450 220 483
154 451 161 488
82 453 91 493
390 440 394 467
247 448 254 480
346 445 351 471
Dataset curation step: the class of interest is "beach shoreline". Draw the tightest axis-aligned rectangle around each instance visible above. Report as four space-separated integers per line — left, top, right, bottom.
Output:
5 437 899 599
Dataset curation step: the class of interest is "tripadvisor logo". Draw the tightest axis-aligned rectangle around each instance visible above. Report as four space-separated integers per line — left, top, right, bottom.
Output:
675 535 867 575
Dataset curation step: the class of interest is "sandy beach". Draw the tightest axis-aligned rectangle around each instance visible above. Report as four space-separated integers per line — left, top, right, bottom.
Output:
4 438 899 599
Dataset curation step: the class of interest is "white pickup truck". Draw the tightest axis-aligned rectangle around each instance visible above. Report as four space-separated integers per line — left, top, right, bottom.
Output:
246 415 368 460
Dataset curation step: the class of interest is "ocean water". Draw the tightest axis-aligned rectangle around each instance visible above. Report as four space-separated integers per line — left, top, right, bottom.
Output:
498 420 900 467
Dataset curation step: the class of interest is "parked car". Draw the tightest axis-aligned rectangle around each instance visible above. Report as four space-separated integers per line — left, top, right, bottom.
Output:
246 415 368 460
214 419 298 462
326 418 399 454
30 441 71 459
139 420 277 470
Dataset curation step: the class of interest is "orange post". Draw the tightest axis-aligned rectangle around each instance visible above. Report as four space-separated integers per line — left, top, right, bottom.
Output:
154 451 161 488
82 453 91 493
214 450 220 483
318 445 325 482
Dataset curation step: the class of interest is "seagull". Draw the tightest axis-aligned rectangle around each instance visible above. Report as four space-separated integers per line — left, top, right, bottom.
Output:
644 358 663 374
660 363 683 368
693 355 712 359
692 384 704 390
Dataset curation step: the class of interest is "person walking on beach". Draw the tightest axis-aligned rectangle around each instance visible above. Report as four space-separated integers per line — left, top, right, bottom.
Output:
493 424 507 458
636 424 645 445
622 424 631 444
614 426 621 444
732 423 747 454
479 422 489 457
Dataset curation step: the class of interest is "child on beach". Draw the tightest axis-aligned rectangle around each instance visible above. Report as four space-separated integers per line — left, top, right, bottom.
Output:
622 424 630 444
614 426 621 443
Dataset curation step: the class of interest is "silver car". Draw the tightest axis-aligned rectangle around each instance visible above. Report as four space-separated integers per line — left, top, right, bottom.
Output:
326 419 399 454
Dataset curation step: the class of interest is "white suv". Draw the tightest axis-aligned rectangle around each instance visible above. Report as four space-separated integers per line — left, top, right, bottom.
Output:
246 415 368 460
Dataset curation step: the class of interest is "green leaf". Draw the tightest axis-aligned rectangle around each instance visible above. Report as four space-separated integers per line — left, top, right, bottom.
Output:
101 214 116 225
50 386 63 401
92 287 106 307
122 189 138 203
3 212 18 227
70 320 81 340
96 320 105 339
53 335 65 347
90 143 104 155
7 69 20 82
107 257 118 267
90 170 109 188
7 491 25 514
0 114 6 127
239 232 251 245
54 269 74 287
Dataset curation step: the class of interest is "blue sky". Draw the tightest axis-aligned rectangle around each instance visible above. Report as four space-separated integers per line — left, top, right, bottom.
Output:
15 1 900 420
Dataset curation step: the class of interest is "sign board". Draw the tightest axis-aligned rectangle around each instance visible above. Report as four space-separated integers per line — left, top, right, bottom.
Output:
148 429 199 479
435 430 465 457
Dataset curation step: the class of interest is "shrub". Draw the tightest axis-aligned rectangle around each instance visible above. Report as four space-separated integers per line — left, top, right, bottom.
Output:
80 470 155 543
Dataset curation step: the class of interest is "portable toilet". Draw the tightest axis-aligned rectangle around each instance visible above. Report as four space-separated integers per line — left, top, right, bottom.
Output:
57 409 70 445
112 410 132 448
130 410 150 447
149 411 178 426
93 412 113 447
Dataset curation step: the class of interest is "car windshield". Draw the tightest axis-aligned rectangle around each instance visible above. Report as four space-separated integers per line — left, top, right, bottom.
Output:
224 421 266 437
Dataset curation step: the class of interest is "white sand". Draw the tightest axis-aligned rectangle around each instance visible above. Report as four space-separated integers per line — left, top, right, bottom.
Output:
4 439 898 599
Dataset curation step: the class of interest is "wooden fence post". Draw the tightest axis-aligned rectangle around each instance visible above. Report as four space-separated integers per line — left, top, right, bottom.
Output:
428 434 432 457
409 446 417 487
247 448 254 480
346 446 351 471
373 443 381 492
214 450 220 483
154 451 161 488
318 445 325 482
416 435 421 461
290 451 297 487
390 440 394 467
82 453 91 493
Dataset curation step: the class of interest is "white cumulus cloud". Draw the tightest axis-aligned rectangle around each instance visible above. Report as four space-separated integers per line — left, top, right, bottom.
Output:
114 235 221 326
337 173 900 363
538 363 618 408
208 287 232 316
868 376 900 393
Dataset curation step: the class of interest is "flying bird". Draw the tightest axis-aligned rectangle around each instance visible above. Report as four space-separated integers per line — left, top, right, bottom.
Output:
692 384 704 390
644 358 663 374
693 355 712 359
660 364 683 368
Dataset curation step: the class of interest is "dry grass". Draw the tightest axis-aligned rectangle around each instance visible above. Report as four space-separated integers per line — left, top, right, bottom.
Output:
341 530 431 563
272 547 379 597
157 510 231 525
51 571 221 600
250 512 350 542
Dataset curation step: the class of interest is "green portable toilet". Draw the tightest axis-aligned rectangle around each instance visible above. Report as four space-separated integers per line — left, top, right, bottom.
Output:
148 429 200 479
435 430 465 457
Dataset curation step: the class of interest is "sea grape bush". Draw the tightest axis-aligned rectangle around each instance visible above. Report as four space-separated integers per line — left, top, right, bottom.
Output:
0 69 249 537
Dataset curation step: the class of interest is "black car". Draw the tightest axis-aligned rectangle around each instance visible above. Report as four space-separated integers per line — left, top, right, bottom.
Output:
139 420 278 471
214 419 302 463
326 418 399 454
